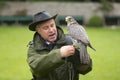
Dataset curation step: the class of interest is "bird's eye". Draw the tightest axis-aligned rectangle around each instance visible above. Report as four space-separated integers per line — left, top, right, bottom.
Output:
69 18 72 21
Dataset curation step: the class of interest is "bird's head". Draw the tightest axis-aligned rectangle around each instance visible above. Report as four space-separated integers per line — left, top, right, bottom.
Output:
65 16 74 23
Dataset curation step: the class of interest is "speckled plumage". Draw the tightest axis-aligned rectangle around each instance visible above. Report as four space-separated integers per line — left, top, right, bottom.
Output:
65 16 95 64
65 16 96 51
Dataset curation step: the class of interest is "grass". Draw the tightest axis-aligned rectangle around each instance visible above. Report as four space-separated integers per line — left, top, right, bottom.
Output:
0 25 120 80
0 26 33 80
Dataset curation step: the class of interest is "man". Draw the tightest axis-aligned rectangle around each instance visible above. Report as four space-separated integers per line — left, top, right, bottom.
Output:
27 11 92 80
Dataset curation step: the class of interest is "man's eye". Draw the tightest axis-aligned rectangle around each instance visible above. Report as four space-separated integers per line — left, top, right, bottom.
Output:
51 24 54 27
43 26 48 30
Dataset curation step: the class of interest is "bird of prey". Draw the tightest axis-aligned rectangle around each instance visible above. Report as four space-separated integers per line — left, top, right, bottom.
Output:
65 16 96 51
65 16 96 64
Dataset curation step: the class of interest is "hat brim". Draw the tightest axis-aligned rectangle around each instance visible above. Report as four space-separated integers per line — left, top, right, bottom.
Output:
29 14 57 31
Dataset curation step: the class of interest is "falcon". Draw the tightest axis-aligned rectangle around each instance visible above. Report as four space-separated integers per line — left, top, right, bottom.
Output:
65 16 96 51
65 16 96 64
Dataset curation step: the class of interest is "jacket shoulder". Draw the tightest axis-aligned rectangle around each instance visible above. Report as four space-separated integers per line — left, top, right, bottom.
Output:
27 41 34 47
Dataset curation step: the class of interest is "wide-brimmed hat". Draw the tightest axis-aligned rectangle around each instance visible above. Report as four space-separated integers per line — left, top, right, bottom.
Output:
29 11 57 31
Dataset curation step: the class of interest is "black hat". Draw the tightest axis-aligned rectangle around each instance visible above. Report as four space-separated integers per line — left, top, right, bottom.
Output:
29 11 57 31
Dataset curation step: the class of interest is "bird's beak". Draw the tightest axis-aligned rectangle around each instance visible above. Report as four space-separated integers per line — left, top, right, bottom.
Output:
65 16 72 22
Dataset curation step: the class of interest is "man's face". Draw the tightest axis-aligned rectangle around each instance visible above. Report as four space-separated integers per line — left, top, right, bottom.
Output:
36 19 57 42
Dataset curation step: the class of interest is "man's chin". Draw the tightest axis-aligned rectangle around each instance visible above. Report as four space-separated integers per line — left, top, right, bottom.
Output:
48 37 57 42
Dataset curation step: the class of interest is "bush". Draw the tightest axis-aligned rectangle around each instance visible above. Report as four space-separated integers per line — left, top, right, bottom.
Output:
88 16 103 27
13 9 27 16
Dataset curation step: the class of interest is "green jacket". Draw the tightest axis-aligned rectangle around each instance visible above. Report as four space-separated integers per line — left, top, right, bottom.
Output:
27 27 92 80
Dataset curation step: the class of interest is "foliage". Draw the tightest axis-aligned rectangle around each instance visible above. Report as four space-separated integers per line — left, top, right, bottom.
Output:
100 0 113 11
1 0 120 2
99 0 114 16
0 2 9 15
13 9 28 16
0 2 7 9
88 16 103 27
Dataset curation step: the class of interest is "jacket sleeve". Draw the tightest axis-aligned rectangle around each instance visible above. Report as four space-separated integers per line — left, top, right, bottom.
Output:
27 45 65 77
68 49 92 75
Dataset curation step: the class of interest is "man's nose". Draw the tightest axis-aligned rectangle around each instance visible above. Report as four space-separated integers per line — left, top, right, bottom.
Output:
49 27 53 32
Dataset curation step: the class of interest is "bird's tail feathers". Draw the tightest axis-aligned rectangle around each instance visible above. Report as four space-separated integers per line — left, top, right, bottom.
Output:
88 43 96 51
78 43 90 64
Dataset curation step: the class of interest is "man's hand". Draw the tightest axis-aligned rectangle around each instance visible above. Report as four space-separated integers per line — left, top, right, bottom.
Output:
60 45 75 58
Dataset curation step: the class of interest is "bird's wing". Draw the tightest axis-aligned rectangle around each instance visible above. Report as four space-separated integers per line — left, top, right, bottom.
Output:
68 24 90 44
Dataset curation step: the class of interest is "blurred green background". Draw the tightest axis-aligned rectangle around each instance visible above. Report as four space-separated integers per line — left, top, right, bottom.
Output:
0 25 120 80
0 0 120 80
